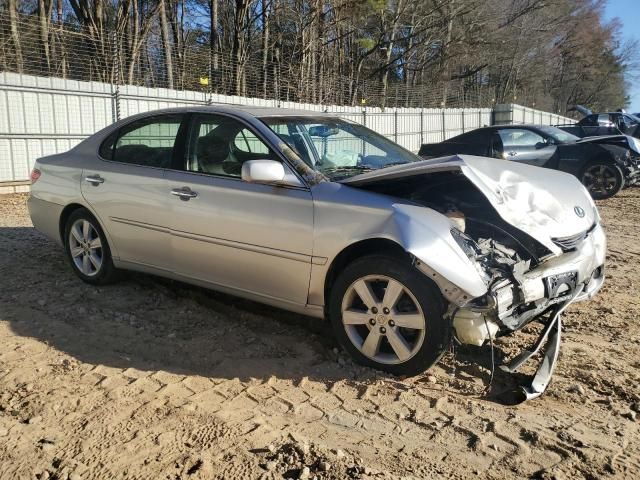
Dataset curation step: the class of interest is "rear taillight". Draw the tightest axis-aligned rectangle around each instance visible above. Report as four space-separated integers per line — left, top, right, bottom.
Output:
30 168 41 184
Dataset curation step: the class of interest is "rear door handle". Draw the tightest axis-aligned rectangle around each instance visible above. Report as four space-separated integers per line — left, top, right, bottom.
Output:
507 151 518 157
171 187 198 201
85 174 104 185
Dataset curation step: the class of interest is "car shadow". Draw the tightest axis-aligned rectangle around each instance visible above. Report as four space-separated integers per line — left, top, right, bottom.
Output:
1 226 523 402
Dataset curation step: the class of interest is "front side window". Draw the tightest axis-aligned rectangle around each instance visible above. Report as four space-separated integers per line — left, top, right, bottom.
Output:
186 115 277 178
497 129 545 147
537 126 579 144
261 116 419 180
100 115 183 168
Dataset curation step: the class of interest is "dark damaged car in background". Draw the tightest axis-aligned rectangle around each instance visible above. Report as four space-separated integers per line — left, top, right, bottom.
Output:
27 106 606 401
420 124 640 199
556 105 640 139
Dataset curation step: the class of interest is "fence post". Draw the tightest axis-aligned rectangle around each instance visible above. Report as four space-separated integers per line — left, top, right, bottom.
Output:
478 108 482 127
362 108 367 153
394 109 398 143
441 109 446 141
461 109 465 133
420 107 424 145
110 32 121 122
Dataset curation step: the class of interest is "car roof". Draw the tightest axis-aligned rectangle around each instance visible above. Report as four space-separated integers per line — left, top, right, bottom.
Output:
122 105 337 121
488 124 554 129
454 124 551 136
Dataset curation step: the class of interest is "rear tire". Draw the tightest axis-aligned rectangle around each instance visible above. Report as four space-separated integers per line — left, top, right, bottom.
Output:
328 255 448 376
64 208 120 285
580 161 624 200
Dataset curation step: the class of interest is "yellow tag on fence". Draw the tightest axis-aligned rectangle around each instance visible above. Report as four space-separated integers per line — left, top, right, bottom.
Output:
199 77 209 86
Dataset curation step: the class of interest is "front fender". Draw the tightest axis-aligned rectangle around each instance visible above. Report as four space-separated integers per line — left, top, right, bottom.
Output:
307 180 489 308
389 204 488 304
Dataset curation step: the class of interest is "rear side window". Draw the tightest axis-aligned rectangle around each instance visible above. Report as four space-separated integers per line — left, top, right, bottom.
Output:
99 115 183 168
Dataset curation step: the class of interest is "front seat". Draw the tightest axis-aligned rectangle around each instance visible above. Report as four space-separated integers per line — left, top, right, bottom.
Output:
196 135 230 175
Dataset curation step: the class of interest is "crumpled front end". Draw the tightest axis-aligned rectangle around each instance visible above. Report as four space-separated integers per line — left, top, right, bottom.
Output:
342 154 607 400
624 151 640 186
447 221 606 340
581 135 640 186
417 217 606 401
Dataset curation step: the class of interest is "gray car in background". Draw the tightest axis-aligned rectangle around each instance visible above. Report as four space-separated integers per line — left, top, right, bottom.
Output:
27 106 606 400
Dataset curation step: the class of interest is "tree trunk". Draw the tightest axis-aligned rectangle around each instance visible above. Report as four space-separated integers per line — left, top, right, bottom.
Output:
38 0 53 72
8 0 23 72
159 0 174 88
261 0 270 98
210 0 219 91
232 0 250 95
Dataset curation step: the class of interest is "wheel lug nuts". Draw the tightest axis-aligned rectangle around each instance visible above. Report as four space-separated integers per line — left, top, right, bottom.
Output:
371 307 378 314
388 320 395 327
379 326 386 334
369 318 376 326
383 307 390 314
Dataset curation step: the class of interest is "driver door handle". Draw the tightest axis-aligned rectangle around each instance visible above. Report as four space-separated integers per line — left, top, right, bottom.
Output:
171 187 198 201
507 151 518 157
85 174 105 185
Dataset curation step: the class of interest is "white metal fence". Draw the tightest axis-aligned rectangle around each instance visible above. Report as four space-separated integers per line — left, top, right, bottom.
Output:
0 73 572 193
492 103 573 126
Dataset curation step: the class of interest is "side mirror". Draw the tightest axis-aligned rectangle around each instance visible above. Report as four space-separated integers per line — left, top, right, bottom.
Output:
535 141 548 149
241 160 285 184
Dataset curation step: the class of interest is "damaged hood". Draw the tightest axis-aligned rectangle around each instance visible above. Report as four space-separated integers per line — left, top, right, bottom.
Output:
341 155 596 255
574 134 640 154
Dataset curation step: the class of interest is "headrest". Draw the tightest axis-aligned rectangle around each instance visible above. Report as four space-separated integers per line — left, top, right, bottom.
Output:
197 135 230 164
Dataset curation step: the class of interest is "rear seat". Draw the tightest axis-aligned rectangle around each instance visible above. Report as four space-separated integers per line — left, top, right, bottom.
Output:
114 144 173 168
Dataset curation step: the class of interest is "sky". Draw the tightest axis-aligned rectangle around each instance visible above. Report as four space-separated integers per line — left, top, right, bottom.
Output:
603 0 640 113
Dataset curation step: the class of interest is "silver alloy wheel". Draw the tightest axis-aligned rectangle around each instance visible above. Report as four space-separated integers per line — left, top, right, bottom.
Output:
68 219 103 277
582 164 619 195
341 275 426 365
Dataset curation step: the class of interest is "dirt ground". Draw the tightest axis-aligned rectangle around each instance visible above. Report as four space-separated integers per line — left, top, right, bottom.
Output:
0 190 639 480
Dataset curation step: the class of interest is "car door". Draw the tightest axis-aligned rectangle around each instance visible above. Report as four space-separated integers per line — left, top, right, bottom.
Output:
495 128 556 166
81 114 184 270
165 113 314 306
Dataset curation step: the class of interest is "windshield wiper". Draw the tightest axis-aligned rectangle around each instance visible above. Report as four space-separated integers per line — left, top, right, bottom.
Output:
380 161 410 168
321 165 374 179
322 166 373 173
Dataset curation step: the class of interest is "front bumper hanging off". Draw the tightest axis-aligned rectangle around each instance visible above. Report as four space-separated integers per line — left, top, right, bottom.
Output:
500 287 583 402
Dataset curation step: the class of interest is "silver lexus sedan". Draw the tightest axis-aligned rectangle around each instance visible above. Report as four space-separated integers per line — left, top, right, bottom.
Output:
28 106 606 400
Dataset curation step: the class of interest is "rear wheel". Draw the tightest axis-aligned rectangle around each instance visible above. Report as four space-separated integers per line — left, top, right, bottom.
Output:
64 209 120 285
580 161 624 200
329 255 448 376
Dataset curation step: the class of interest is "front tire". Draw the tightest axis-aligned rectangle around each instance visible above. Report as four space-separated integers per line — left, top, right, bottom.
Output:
329 255 448 376
64 208 120 285
580 161 624 200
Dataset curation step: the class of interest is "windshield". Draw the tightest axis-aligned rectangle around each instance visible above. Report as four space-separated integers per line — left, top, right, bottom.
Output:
627 113 640 123
260 116 420 180
537 125 580 143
